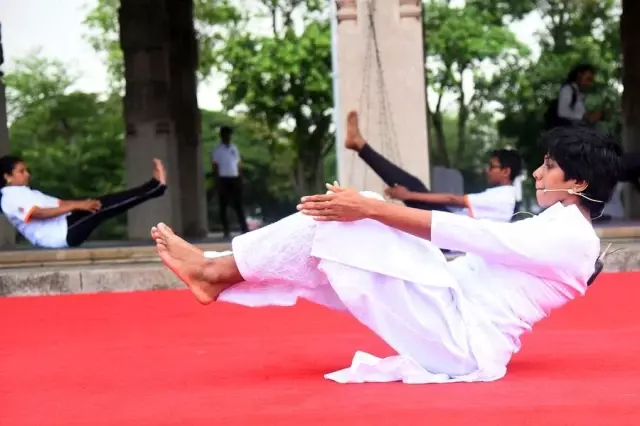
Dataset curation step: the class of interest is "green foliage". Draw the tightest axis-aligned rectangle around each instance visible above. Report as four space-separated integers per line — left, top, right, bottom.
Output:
84 0 241 90
219 2 333 196
493 0 621 179
424 0 530 171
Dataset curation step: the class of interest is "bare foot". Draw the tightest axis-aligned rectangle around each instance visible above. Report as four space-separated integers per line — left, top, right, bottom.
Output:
345 111 366 151
151 222 203 261
153 159 167 185
155 242 223 304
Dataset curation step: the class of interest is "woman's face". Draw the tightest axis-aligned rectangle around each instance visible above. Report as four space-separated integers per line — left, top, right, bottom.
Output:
578 70 595 90
533 155 583 208
4 161 30 186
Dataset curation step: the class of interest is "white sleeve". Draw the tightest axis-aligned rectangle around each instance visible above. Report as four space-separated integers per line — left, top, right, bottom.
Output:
211 147 219 164
465 189 512 220
1 188 40 223
430 209 599 279
32 190 60 207
557 85 582 120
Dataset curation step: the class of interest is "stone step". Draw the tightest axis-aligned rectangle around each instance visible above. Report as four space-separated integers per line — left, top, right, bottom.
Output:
2 241 639 297
0 242 231 268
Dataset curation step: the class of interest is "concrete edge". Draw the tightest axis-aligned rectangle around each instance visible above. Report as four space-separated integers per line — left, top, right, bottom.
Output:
2 248 639 298
0 242 231 268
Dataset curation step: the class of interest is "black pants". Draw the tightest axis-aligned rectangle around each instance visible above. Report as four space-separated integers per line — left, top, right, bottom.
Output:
358 144 450 212
65 179 167 247
218 177 248 236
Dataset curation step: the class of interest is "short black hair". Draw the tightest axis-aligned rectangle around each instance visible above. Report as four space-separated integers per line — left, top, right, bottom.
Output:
0 155 23 188
541 125 622 217
0 155 24 214
220 125 233 136
567 63 596 83
490 149 522 181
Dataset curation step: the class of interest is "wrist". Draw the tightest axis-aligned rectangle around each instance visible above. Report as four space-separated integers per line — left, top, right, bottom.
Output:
364 198 387 220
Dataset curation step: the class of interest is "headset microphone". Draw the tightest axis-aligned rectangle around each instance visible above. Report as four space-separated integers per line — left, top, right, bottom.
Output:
541 188 604 203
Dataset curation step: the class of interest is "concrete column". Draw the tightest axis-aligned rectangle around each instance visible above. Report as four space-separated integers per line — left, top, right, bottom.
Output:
335 0 430 192
119 0 207 240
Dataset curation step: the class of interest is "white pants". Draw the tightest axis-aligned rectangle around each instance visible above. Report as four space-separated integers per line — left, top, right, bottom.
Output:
212 197 499 383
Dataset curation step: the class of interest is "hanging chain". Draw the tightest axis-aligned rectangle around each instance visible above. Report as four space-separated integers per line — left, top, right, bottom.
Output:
347 0 402 189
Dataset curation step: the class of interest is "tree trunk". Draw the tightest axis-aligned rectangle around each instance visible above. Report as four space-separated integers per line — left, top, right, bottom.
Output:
621 0 640 218
429 111 449 167
119 0 207 239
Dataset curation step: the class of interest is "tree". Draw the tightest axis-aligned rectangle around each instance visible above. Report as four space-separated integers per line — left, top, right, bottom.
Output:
83 0 241 90
493 0 621 177
424 0 530 169
5 53 127 239
219 1 333 196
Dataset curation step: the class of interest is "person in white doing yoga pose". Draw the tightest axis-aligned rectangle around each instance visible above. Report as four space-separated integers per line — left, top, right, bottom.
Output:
150 121 620 385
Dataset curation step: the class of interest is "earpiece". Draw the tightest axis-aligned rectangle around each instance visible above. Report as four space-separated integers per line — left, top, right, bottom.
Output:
542 188 603 203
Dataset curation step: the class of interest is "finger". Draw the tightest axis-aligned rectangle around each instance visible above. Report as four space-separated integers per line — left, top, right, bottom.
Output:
297 200 332 211
326 184 345 193
300 193 336 203
298 205 335 215
299 208 335 217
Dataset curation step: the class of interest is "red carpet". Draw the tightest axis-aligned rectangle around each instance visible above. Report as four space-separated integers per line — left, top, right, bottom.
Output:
1 272 640 425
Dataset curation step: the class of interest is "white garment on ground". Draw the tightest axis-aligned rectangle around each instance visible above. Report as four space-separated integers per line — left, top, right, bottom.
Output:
209 193 600 384
453 185 517 222
211 143 241 177
0 186 69 248
557 83 586 122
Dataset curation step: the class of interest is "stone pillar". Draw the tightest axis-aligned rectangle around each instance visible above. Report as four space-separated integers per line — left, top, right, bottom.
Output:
621 0 640 218
119 0 207 239
0 24 16 248
335 0 430 192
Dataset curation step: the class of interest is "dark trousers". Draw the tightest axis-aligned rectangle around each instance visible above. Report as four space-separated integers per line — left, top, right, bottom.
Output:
65 179 166 247
358 144 450 212
218 177 248 236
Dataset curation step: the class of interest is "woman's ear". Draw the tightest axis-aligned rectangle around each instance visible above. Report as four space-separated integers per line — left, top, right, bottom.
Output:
573 180 589 193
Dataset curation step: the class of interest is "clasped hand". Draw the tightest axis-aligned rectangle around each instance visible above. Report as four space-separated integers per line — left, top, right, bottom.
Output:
297 183 372 222
74 199 102 213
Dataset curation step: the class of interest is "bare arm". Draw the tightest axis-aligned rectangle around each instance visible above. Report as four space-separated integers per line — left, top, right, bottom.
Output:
29 204 77 220
404 192 465 207
366 199 433 239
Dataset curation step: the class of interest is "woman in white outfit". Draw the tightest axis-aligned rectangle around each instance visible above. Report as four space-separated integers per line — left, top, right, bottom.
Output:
151 123 621 385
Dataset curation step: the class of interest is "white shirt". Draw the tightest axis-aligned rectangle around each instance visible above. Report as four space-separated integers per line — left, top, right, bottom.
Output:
557 83 586 121
220 199 600 384
1 186 69 248
211 143 241 177
453 185 516 222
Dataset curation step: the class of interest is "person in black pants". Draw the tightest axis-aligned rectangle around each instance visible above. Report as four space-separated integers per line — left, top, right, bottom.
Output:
0 155 167 248
343 111 521 222
211 126 249 240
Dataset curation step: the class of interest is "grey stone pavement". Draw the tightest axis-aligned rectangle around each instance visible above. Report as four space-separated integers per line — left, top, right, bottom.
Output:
2 228 640 297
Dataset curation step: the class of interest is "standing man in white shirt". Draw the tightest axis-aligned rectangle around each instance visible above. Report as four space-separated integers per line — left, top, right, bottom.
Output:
211 126 248 240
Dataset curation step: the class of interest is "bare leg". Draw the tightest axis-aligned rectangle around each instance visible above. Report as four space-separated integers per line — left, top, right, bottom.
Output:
152 223 242 304
344 111 366 151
